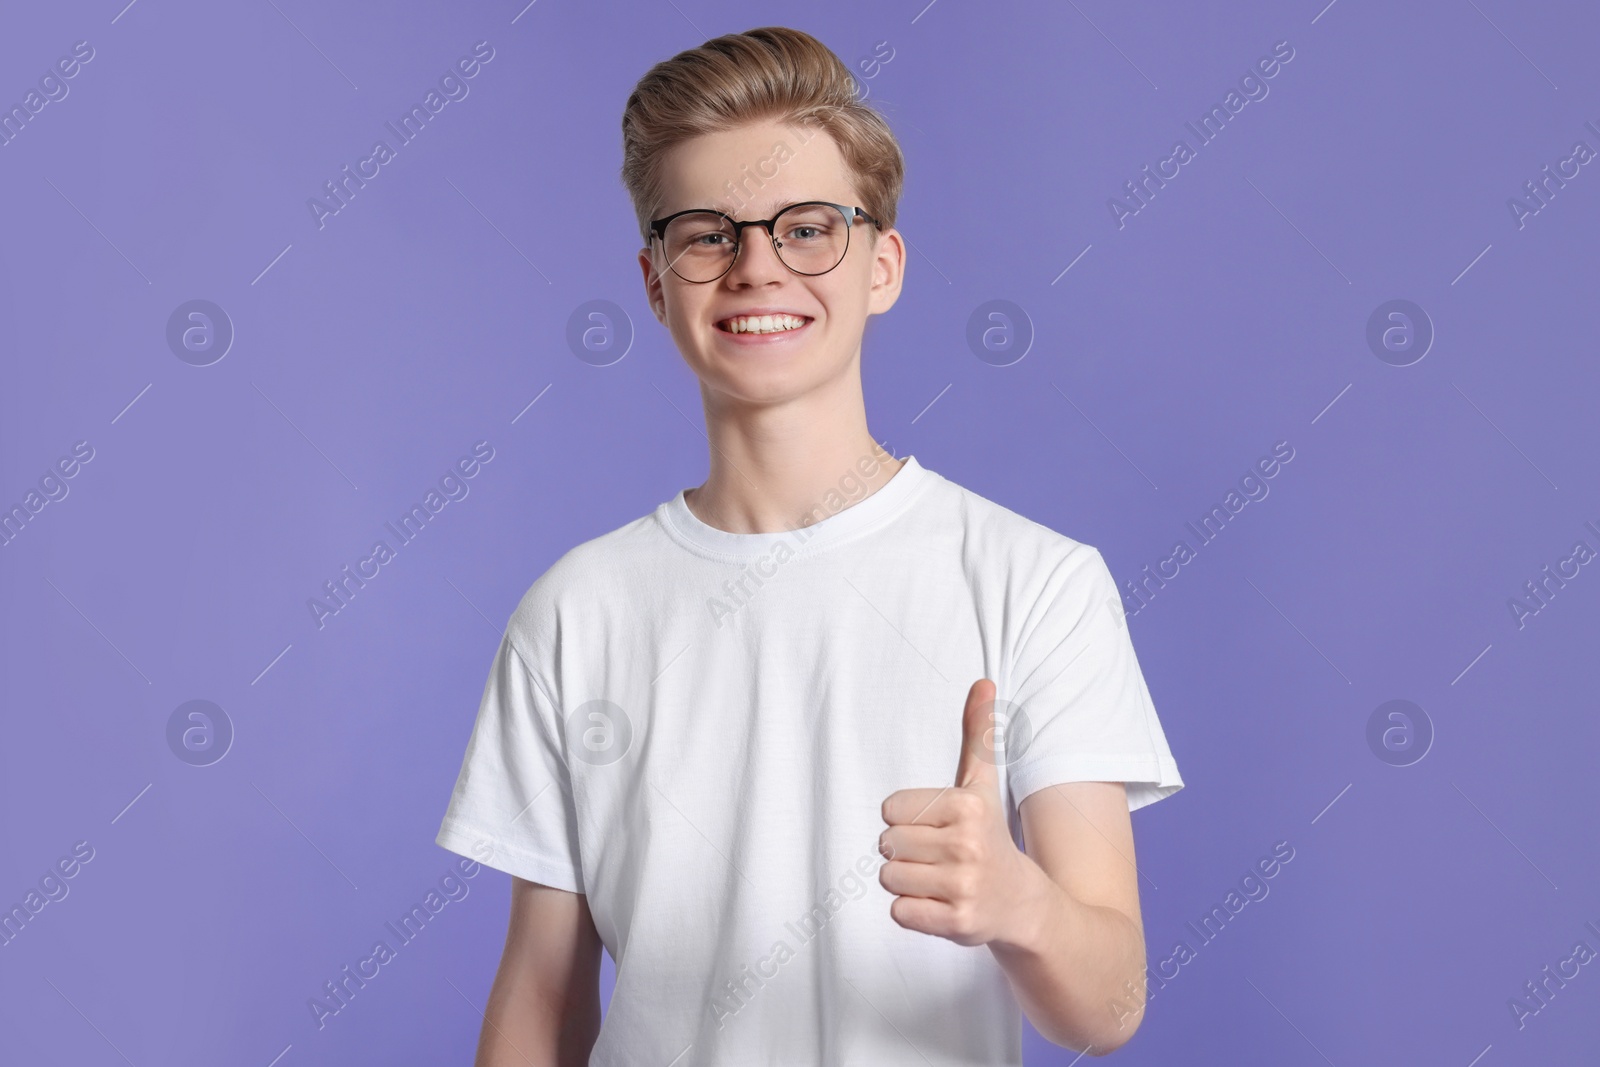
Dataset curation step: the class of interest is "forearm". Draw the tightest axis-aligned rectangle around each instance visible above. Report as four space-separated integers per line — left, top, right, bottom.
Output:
475 879 603 1067
475 963 600 1067
987 856 1146 1054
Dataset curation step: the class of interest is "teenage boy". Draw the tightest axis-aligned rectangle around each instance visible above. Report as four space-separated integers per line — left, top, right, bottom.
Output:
437 26 1183 1066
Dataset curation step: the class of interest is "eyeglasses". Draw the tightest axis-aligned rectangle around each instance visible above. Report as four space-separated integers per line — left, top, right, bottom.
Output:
648 200 882 284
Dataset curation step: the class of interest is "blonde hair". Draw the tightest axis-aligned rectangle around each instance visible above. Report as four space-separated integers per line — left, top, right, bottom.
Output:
620 26 905 244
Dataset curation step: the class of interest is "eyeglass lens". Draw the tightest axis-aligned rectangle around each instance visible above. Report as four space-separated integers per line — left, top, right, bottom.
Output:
661 204 852 282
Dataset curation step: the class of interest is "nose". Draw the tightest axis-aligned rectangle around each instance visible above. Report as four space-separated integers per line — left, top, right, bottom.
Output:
723 224 789 286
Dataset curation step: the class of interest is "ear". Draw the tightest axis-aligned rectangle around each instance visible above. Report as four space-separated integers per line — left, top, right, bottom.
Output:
638 246 667 325
867 227 905 316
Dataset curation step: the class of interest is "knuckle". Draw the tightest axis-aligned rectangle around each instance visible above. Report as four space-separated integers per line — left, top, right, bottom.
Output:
957 791 985 818
950 837 981 865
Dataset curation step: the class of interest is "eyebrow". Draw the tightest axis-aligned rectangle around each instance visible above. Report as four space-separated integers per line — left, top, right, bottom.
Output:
707 199 808 218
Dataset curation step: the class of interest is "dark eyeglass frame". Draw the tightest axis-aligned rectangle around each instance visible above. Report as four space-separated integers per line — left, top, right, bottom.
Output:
647 200 883 283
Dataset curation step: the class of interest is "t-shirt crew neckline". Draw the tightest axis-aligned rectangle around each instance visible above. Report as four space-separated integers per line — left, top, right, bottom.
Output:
660 454 932 562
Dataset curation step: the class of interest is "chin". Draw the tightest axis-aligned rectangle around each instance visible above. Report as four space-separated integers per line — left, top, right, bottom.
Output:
707 357 857 409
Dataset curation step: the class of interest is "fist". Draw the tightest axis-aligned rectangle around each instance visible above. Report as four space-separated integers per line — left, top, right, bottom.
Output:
878 678 1034 947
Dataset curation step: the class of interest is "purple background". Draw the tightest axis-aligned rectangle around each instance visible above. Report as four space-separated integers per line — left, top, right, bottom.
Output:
3 0 1597 1063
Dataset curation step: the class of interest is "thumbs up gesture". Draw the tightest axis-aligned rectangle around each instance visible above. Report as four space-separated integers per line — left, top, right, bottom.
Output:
879 679 1040 947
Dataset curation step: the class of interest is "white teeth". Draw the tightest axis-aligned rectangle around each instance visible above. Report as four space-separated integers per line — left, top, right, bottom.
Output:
720 314 807 334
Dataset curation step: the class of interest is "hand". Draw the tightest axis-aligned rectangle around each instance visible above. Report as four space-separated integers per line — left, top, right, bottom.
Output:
878 678 1045 947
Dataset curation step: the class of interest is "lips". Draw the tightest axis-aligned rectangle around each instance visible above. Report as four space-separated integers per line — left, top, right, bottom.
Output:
713 311 813 333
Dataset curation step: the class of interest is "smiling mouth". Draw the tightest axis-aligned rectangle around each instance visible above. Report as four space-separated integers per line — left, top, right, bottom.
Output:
715 314 813 335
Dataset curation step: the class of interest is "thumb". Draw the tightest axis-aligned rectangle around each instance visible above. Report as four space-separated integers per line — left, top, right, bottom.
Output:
955 678 1001 792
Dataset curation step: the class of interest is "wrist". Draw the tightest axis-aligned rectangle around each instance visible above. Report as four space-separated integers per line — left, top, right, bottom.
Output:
988 853 1067 956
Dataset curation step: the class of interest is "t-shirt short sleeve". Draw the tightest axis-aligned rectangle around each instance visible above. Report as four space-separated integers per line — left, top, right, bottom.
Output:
435 632 585 893
1002 545 1184 813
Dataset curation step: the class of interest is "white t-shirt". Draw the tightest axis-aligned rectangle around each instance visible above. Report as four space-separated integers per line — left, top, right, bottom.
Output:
436 453 1183 1065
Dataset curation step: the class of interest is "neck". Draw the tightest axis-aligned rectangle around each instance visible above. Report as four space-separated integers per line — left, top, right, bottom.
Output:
684 366 903 535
